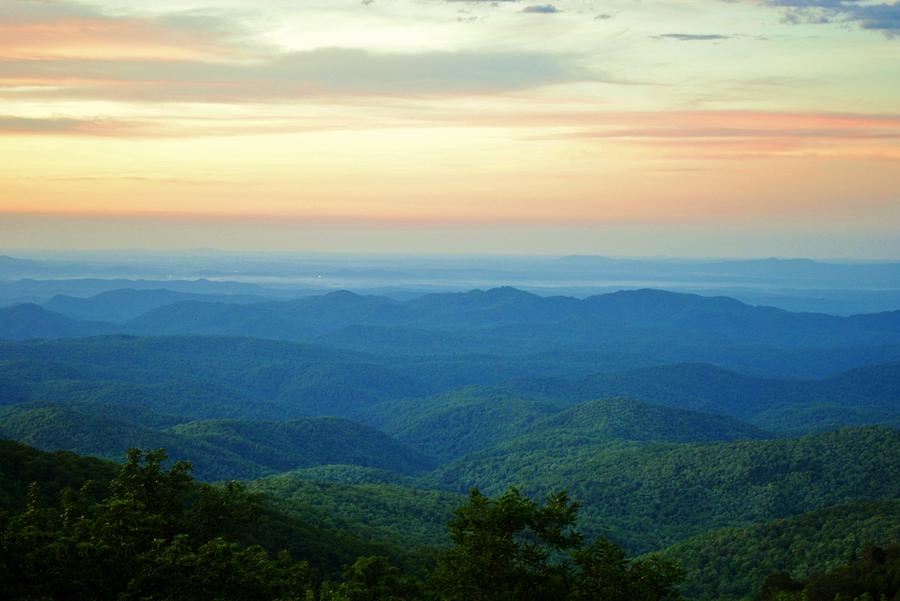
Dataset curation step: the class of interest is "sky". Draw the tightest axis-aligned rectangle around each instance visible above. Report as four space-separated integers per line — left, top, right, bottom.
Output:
1 0 899 257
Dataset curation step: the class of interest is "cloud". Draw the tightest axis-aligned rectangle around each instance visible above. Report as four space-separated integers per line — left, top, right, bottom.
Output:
844 2 900 33
524 110 900 159
0 46 590 103
522 5 561 13
0 115 139 136
653 33 732 41
0 2 592 104
0 1 262 61
762 0 900 36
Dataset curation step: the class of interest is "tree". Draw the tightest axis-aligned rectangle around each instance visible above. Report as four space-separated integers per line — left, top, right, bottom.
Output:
432 487 580 601
0 447 317 601
572 538 683 601
432 487 680 601
322 555 422 601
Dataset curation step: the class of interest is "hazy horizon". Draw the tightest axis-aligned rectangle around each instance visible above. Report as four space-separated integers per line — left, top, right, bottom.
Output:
2 0 898 258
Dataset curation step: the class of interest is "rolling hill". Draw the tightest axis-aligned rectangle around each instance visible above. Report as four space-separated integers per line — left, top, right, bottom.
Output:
367 390 768 461
116 288 900 351
248 470 463 549
0 304 118 340
525 396 771 443
43 288 269 323
364 388 564 460
429 426 900 553
497 361 900 434
0 404 434 481
661 499 900 600
169 417 436 476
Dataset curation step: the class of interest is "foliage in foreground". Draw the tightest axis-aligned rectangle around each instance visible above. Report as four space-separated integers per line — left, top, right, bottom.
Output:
757 544 900 601
0 448 317 600
0 446 683 601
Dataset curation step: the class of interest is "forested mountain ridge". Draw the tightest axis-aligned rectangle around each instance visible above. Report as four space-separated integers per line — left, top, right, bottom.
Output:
4 439 897 601
248 471 464 549
122 287 900 349
0 405 434 481
366 391 769 461
430 426 900 552
0 336 433 419
169 417 436 476
497 361 900 433
0 438 118 510
523 397 771 442
1 284 899 600
660 499 900 600
43 288 270 323
0 304 119 340
6 287 900 352
0 442 687 601
0 443 422 589
2 334 899 432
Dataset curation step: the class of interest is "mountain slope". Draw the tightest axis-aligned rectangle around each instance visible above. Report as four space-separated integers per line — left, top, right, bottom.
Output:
366 388 564 460
0 439 419 577
0 438 119 510
0 304 118 340
0 405 434 480
430 427 900 553
248 470 463 549
0 336 430 418
120 287 900 350
0 404 260 481
170 417 436 476
661 499 900 601
44 288 268 323
526 397 770 443
368 390 767 461
500 361 900 433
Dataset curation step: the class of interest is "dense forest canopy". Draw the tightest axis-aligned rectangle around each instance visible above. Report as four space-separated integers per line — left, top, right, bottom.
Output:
0 446 685 601
0 284 898 600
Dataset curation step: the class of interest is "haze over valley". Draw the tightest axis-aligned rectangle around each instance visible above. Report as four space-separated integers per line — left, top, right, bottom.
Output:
2 251 900 600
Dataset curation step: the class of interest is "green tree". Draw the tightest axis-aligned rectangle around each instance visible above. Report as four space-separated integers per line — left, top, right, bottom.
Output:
432 487 580 601
322 555 422 601
572 538 683 601
0 447 318 601
431 487 683 601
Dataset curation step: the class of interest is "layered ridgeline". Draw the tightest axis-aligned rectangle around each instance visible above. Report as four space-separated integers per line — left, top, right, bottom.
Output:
118 287 900 350
1 285 900 599
4 439 898 601
248 468 464 550
4 256 900 315
0 303 119 340
1 441 693 601
0 405 433 481
0 336 432 420
365 390 769 461
43 288 271 323
2 334 900 436
495 361 900 434
4 287 900 379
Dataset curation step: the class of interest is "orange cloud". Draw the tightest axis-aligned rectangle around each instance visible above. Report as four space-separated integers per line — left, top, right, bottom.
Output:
0 1 250 62
0 115 145 136
1 106 897 165
0 18 218 60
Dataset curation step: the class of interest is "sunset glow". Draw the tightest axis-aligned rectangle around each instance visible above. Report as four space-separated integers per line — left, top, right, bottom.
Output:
2 0 899 255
